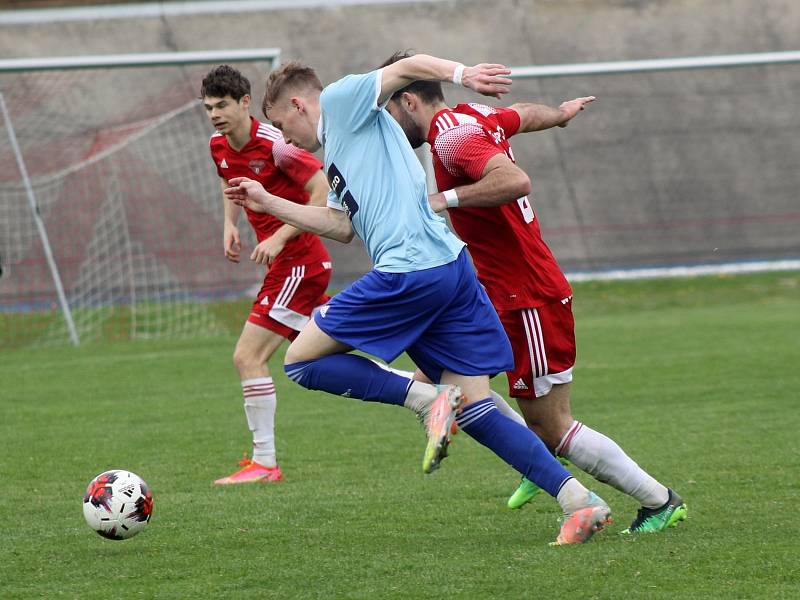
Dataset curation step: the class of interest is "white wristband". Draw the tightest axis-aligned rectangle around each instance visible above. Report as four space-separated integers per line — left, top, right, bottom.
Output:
452 64 465 86
443 188 459 208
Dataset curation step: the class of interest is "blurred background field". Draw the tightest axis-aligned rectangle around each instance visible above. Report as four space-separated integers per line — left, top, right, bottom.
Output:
1 272 799 598
2 0 799 348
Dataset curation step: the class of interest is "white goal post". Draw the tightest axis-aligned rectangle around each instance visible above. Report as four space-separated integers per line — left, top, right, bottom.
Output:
0 49 280 348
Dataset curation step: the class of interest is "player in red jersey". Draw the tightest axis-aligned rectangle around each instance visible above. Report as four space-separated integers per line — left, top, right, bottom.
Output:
201 65 333 485
381 52 687 534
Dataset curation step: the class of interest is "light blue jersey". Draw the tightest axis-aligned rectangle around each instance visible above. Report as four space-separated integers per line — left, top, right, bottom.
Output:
318 69 464 272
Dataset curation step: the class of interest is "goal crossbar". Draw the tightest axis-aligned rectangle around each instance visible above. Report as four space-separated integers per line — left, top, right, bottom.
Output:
0 48 281 73
510 50 800 79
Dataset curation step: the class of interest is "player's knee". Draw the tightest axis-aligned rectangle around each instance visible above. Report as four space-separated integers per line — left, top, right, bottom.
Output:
525 423 559 452
283 342 305 366
232 345 256 375
521 413 567 451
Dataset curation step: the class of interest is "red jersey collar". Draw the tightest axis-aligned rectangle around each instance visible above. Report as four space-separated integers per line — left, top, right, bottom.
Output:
245 116 261 147
427 107 455 145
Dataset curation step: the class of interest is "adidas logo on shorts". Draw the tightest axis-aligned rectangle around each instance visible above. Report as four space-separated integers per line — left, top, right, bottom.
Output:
319 305 329 318
513 378 529 391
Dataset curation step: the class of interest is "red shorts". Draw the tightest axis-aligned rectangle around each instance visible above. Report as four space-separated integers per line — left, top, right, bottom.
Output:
248 259 332 340
498 296 576 399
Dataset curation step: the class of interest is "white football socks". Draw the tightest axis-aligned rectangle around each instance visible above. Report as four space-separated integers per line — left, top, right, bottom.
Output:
488 389 527 426
242 377 277 468
555 477 601 515
556 420 669 509
403 380 438 414
380 360 527 427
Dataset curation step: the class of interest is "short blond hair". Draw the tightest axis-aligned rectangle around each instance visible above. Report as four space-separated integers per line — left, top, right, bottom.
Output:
263 61 323 114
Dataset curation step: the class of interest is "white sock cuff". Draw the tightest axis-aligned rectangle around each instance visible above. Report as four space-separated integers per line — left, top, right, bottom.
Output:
242 377 276 401
241 377 274 387
555 420 583 456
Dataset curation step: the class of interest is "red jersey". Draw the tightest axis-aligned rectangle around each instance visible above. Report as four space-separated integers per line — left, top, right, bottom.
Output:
428 103 571 311
209 117 329 265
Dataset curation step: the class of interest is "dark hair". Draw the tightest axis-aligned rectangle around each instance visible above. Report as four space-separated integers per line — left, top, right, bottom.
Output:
263 60 323 113
379 50 445 104
200 65 251 101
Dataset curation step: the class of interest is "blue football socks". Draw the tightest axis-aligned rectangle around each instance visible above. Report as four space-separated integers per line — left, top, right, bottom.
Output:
284 354 410 406
456 397 572 497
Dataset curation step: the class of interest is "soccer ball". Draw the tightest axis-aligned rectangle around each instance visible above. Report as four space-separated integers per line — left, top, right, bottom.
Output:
82 470 153 540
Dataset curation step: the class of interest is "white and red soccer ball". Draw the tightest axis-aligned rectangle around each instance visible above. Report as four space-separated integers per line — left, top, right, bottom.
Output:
83 470 153 540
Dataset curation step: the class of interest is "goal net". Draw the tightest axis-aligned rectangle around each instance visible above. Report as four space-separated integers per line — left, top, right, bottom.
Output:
497 58 800 275
0 52 279 348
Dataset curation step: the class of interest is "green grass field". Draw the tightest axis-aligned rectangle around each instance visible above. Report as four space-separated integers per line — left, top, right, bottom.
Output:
1 272 799 599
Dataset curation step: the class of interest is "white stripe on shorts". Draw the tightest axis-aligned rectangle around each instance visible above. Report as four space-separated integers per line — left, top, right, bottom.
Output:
275 265 305 307
522 308 548 378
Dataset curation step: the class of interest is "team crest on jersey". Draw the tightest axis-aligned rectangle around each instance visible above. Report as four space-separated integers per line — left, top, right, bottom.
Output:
249 159 267 174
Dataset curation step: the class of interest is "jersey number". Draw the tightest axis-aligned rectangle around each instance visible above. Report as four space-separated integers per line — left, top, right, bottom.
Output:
517 196 535 224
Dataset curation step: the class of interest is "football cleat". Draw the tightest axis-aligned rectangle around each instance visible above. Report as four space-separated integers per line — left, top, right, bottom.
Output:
551 494 612 546
507 457 569 509
620 488 687 534
507 477 542 509
422 385 464 474
214 457 283 485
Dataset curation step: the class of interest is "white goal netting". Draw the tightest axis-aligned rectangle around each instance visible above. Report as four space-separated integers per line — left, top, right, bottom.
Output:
0 59 275 348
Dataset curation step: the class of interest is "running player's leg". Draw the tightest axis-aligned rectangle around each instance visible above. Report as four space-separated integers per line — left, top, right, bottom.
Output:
444 371 605 514
216 261 330 485
214 323 286 485
507 301 685 530
410 254 611 542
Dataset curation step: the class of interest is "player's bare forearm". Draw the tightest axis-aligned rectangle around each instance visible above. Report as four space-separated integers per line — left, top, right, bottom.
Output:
220 178 241 226
512 103 570 132
265 170 330 245
220 178 242 262
271 169 332 244
429 155 530 212
273 204 353 244
379 55 512 104
512 96 596 132
225 177 354 243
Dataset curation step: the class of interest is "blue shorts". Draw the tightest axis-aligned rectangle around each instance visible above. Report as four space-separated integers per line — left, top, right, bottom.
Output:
314 250 513 383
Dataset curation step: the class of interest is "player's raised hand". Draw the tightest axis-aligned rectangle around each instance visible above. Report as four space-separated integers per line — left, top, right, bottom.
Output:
461 64 513 99
557 96 596 127
225 177 273 214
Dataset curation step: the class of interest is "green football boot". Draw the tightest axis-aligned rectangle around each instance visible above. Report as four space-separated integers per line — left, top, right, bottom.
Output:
507 458 569 509
621 488 688 534
507 477 541 509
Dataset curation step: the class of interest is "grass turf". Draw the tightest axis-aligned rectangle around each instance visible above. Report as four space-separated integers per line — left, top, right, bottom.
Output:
1 271 798 599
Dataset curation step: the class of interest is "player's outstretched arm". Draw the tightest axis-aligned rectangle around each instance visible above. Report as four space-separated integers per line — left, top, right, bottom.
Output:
512 96 595 132
250 171 332 265
378 54 512 104
225 177 354 244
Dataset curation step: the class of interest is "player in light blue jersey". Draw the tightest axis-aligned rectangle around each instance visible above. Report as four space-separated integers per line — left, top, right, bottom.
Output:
224 55 611 545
